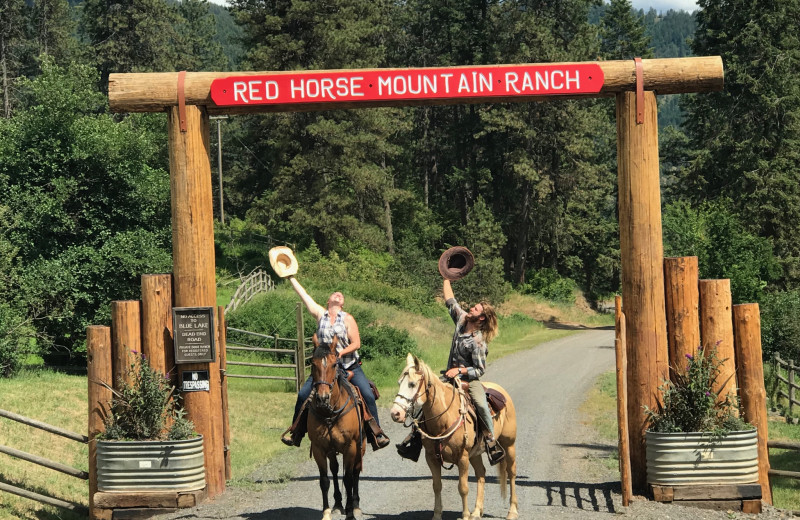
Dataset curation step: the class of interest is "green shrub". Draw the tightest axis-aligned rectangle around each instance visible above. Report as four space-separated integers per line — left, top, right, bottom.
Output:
0 303 37 378
520 267 577 303
358 324 419 360
761 290 800 363
99 354 196 441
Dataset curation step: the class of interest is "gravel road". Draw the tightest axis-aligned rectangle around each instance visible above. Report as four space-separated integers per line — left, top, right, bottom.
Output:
155 330 796 520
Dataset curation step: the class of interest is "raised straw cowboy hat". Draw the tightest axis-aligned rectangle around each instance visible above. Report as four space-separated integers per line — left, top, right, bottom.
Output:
438 246 475 281
268 246 299 278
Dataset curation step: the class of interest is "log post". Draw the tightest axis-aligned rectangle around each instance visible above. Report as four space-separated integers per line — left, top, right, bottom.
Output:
111 300 142 389
217 305 231 481
663 257 701 377
87 325 112 520
615 296 633 507
141 274 174 378
733 303 772 505
168 103 225 498
616 90 669 491
699 279 737 406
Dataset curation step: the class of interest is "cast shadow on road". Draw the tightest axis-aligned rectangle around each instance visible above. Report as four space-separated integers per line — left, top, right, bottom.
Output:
543 317 615 331
285 475 620 516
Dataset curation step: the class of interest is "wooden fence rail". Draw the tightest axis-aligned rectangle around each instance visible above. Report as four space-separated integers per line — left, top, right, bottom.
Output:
0 408 89 515
772 353 799 418
225 268 274 313
768 440 800 481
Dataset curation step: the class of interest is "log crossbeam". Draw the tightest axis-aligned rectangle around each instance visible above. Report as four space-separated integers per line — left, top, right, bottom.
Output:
109 57 724 114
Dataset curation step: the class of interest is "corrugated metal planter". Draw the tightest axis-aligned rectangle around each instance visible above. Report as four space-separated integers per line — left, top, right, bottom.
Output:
97 436 205 492
646 429 759 485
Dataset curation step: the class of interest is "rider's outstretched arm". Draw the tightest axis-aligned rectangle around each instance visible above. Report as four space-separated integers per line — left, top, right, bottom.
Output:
443 279 455 302
289 276 325 321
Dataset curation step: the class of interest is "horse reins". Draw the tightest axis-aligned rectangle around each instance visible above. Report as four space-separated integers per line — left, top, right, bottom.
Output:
396 368 467 469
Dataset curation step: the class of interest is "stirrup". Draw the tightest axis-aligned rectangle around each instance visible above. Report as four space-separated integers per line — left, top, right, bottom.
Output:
281 429 302 447
373 433 391 451
485 438 505 466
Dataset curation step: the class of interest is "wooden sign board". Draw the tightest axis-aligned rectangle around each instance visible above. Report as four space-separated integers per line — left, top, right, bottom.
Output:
173 307 216 364
210 64 604 107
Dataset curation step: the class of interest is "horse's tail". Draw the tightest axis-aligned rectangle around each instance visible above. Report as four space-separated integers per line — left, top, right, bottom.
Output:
497 458 508 500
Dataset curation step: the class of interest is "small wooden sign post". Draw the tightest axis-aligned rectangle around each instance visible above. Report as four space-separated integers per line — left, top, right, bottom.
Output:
106 57 726 503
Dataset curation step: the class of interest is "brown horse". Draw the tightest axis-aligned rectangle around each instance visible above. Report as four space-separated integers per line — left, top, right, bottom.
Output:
308 336 366 520
390 353 519 520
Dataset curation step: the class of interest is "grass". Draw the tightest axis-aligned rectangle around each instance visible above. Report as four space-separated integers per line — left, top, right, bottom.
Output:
0 290 605 518
582 369 800 511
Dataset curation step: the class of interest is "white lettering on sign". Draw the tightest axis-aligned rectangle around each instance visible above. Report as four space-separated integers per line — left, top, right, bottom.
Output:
211 65 604 107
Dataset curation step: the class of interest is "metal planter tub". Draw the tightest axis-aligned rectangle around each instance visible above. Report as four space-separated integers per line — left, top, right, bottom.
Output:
645 429 758 485
97 436 205 492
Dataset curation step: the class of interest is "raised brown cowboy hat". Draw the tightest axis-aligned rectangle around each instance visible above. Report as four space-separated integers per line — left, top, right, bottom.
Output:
438 246 474 281
268 246 299 278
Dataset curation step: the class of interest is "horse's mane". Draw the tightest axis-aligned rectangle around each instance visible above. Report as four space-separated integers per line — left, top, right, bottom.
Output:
415 357 439 386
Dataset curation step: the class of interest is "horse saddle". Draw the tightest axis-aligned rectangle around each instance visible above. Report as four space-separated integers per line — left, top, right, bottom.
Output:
459 381 507 416
343 369 380 399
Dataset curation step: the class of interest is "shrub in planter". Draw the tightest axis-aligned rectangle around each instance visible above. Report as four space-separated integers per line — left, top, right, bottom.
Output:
95 354 205 492
643 345 758 485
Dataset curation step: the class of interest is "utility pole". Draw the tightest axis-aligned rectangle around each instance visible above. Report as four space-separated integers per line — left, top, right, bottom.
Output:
210 116 228 225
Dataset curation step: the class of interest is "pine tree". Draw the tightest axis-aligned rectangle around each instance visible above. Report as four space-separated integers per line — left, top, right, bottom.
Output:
0 0 28 117
599 0 653 60
81 0 180 87
175 0 228 72
680 0 800 283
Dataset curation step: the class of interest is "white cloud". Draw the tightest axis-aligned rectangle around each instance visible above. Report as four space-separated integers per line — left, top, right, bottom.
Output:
630 0 698 13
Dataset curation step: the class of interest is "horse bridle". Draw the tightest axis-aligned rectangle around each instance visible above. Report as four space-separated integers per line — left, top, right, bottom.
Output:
395 367 458 428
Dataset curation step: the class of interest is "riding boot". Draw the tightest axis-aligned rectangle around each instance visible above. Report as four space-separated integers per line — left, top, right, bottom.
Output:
484 434 505 466
281 407 308 447
396 429 423 462
365 417 391 450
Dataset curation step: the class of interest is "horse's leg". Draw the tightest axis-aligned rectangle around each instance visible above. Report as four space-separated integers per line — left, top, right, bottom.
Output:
504 441 519 520
469 454 486 520
456 454 471 520
424 450 444 520
312 444 332 520
342 442 360 520
328 453 344 514
352 440 364 516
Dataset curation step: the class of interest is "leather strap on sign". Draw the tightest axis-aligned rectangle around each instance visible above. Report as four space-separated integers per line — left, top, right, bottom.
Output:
634 57 644 125
177 70 187 132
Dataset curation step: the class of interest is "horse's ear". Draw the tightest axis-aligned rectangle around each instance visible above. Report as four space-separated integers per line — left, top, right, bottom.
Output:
330 335 339 352
406 352 415 367
312 334 319 347
411 353 421 371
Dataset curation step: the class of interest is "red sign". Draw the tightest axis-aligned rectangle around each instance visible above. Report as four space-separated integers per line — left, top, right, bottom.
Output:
210 64 604 107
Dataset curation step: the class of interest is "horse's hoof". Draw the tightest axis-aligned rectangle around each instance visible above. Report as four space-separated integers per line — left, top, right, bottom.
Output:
322 508 332 520
470 513 483 520
506 512 519 520
332 504 344 514
353 507 362 516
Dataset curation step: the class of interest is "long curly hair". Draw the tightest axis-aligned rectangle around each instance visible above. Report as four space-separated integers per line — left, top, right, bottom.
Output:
478 302 498 343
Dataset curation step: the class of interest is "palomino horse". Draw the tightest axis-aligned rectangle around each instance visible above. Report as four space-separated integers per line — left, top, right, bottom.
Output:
390 353 519 520
308 336 366 520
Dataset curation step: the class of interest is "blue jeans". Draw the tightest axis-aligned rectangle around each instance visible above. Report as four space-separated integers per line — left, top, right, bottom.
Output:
293 364 380 426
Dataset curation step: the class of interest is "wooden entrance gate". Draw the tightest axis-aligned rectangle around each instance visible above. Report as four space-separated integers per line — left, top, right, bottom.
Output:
103 57 730 514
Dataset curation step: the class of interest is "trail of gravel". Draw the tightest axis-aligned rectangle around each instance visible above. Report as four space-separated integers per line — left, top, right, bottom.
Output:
155 330 795 520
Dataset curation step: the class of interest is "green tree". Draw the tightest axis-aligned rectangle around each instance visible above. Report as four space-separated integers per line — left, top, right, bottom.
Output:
175 0 228 72
0 60 172 360
230 0 412 255
662 199 780 303
599 0 653 60
678 0 800 285
81 0 179 87
0 0 29 116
